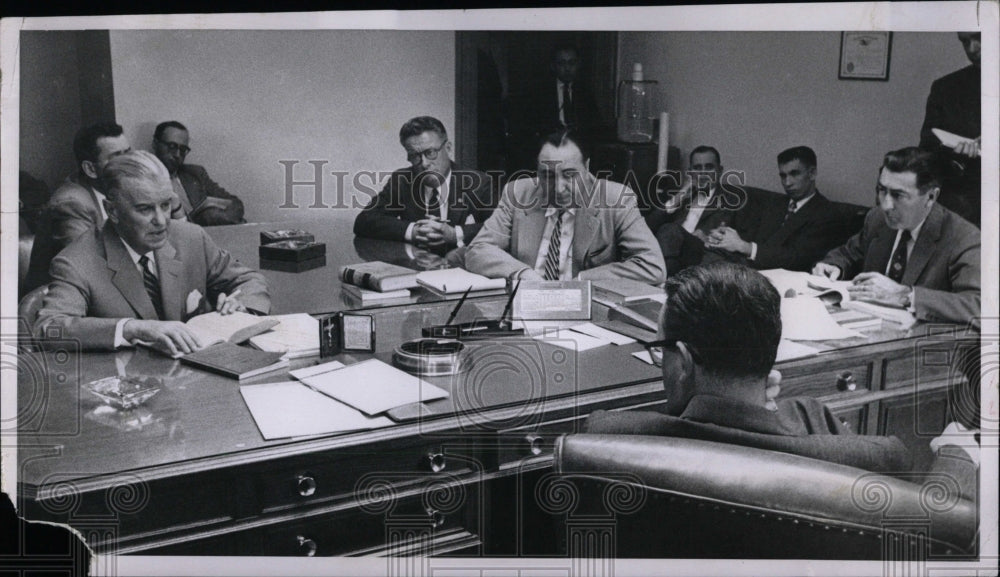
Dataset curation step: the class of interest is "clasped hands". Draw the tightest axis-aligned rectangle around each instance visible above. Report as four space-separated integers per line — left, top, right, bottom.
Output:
811 263 911 308
704 225 752 256
123 291 247 357
412 217 457 248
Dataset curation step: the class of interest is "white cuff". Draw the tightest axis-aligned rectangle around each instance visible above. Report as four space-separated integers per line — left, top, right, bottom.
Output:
114 318 135 349
455 226 465 248
906 287 917 313
748 242 758 260
404 222 416 242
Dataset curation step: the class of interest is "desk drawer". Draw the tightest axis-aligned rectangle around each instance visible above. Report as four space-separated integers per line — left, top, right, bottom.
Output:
881 345 954 390
779 358 872 400
251 439 479 515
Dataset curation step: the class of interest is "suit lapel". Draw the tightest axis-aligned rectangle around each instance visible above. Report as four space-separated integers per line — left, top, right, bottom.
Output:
768 194 824 244
155 239 185 321
902 205 943 286
572 208 598 276
867 215 898 274
104 226 159 320
519 206 547 267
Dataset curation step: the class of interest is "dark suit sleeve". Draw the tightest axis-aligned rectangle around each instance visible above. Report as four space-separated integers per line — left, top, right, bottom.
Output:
454 170 497 242
919 78 946 149
821 208 880 279
754 216 847 271
353 171 413 242
187 166 245 226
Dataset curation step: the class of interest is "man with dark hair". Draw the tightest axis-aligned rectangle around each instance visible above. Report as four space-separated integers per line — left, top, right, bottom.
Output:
585 262 979 490
466 129 664 284
705 145 854 271
152 120 246 226
644 145 770 275
24 122 135 292
919 32 981 227
354 116 495 251
814 147 980 326
35 151 269 355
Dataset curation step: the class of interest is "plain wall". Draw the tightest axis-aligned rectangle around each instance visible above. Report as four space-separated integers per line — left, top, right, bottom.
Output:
619 32 971 206
110 30 455 225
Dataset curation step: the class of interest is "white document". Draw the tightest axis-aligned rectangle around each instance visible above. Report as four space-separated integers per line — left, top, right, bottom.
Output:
759 269 815 297
240 381 393 440
533 328 610 351
289 359 346 381
780 298 865 341
249 313 320 358
776 339 820 362
569 322 637 345
632 350 655 365
300 359 449 415
932 128 974 148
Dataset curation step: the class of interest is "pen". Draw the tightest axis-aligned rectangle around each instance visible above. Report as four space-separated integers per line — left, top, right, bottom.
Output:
445 286 473 325
499 280 521 325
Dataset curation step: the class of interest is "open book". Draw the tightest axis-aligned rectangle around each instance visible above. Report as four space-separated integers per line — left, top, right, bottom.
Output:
415 268 507 296
142 311 279 358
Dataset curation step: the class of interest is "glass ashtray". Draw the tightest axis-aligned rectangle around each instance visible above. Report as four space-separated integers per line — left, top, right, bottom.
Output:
84 375 162 409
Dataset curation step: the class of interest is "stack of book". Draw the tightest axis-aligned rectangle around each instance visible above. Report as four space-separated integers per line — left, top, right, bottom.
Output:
339 261 419 304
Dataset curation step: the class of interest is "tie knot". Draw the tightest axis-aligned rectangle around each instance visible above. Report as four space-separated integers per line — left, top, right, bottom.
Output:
788 199 797 212
139 255 150 268
900 229 912 241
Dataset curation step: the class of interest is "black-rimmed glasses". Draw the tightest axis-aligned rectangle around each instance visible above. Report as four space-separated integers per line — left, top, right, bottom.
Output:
156 139 191 155
643 338 699 367
406 140 447 165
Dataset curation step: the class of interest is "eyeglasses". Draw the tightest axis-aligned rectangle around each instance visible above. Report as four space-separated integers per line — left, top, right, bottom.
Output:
643 338 699 367
156 139 191 155
406 141 448 165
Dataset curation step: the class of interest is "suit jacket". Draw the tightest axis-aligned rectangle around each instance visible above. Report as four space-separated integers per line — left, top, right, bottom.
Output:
24 173 105 293
176 164 246 226
353 165 496 244
821 204 980 325
585 395 912 474
732 191 855 272
646 183 771 239
34 220 270 350
464 176 665 284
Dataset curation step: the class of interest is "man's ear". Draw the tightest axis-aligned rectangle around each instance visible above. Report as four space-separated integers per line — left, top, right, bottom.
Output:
926 186 940 205
81 160 99 180
674 341 696 382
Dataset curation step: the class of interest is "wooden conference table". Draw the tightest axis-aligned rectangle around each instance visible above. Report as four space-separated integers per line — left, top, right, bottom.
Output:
16 217 969 556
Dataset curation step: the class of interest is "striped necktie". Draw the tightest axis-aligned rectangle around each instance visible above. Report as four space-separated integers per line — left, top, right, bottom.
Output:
543 210 566 281
138 255 165 320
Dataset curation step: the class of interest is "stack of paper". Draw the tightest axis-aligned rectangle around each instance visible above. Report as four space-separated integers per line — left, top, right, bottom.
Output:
297 359 449 415
780 298 865 341
240 381 393 439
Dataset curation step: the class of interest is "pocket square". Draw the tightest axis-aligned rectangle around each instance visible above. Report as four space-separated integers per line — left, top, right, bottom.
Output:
186 290 205 315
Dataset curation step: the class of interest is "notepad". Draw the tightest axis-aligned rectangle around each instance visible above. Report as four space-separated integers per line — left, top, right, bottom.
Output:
298 359 449 415
240 381 393 439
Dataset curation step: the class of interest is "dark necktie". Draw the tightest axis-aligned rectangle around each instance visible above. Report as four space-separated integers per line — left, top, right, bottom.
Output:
139 255 165 320
425 187 440 218
887 230 911 283
543 211 566 281
562 83 575 127
783 199 797 224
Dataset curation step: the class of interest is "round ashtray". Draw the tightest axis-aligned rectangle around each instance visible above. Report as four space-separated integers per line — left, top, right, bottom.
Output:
393 338 468 376
84 375 162 409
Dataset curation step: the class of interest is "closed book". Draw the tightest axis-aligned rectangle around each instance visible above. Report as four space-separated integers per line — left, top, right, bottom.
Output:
341 283 412 302
180 342 288 380
591 278 663 305
340 261 420 292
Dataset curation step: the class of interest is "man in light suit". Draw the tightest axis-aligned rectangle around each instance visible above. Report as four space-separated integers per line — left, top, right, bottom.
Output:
814 147 980 327
706 146 856 272
24 122 133 293
152 120 246 226
35 151 269 356
465 129 665 284
354 116 495 251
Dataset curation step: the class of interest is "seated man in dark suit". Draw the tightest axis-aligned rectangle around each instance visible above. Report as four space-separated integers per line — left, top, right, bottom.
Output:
705 146 855 271
645 145 770 275
813 147 980 326
152 120 246 226
353 116 495 252
35 151 269 356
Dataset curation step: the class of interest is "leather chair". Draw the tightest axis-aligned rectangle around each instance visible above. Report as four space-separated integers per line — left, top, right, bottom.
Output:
552 434 977 559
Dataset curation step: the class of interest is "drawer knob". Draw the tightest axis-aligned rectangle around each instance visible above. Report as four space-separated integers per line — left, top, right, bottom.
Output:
297 474 317 497
837 371 857 392
426 508 446 528
839 417 852 431
296 535 317 557
525 434 544 456
425 452 447 473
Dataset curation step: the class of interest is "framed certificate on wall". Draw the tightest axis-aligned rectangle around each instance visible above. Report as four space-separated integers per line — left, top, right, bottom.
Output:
839 31 892 80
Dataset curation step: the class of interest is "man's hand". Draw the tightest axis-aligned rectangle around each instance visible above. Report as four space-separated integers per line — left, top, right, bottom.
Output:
412 219 457 248
664 174 694 214
215 290 246 315
812 262 842 280
952 136 980 159
707 226 750 255
848 272 910 308
123 319 203 357
764 369 782 412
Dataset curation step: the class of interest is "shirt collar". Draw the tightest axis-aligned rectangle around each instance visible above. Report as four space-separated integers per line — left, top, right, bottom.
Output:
791 191 816 211
120 237 155 269
907 215 928 241
544 206 577 218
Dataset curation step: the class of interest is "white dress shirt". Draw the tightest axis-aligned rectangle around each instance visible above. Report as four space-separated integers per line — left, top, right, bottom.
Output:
532 207 577 280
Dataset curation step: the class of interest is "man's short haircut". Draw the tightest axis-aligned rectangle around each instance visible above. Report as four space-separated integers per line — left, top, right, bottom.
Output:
689 145 721 167
73 122 125 165
153 120 188 142
661 262 781 379
882 147 944 194
101 150 171 202
777 146 817 169
540 128 592 162
399 116 448 145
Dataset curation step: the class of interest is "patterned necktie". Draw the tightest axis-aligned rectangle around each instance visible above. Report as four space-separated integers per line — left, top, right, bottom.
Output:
784 199 797 223
543 211 565 281
138 255 165 320
562 83 575 127
887 230 911 283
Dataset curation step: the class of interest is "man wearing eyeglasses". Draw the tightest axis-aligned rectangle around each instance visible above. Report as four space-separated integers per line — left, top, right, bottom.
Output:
353 116 495 252
585 263 911 473
152 121 246 226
